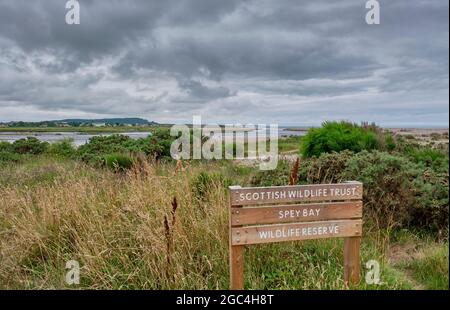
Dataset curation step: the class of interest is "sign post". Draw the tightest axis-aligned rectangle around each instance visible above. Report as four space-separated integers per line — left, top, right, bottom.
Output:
228 182 363 289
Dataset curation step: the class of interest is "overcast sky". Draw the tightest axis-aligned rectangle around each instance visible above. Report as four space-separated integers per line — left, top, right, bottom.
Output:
0 0 448 126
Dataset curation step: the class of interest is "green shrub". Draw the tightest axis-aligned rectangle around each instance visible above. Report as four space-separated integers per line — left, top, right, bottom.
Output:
12 137 48 155
77 135 131 159
47 139 76 158
250 160 291 186
77 131 173 165
301 150 449 233
298 150 354 184
342 151 420 230
104 153 134 172
301 121 379 158
385 133 397 151
263 149 449 234
0 141 22 164
0 141 13 152
0 151 21 164
408 147 448 173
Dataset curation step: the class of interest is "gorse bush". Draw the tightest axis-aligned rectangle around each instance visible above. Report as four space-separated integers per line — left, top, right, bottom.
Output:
11 137 49 155
301 121 386 158
250 160 291 187
77 134 133 165
46 139 76 158
342 151 422 231
0 141 12 152
298 150 354 184
0 130 174 167
76 130 173 166
0 142 19 165
0 151 21 164
408 147 448 173
0 138 49 164
384 133 397 152
336 151 447 234
252 149 449 234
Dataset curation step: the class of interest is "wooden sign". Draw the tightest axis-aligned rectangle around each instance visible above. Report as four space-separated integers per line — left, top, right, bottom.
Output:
229 182 363 290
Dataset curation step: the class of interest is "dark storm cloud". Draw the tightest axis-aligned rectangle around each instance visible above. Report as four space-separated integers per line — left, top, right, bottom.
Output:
0 0 448 126
177 79 235 101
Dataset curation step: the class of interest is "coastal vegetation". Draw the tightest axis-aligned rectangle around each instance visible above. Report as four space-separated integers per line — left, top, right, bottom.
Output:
0 122 448 289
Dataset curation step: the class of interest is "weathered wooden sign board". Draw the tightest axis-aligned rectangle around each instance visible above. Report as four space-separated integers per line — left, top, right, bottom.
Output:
229 182 363 290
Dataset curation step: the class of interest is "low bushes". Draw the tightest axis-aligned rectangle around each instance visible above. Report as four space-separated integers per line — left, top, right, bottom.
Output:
0 151 21 164
12 137 49 155
250 160 291 186
408 148 448 172
252 150 449 235
77 135 133 165
47 139 77 158
0 129 174 170
336 151 447 234
0 138 50 165
76 130 173 166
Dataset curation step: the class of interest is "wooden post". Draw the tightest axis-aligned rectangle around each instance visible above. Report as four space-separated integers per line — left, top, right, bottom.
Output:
344 236 361 286
229 244 244 290
229 186 244 290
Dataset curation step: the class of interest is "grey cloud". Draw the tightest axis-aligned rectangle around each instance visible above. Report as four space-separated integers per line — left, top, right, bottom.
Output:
0 0 448 126
177 79 236 101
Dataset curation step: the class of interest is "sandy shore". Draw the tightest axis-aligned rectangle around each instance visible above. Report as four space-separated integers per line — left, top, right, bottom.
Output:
387 128 449 147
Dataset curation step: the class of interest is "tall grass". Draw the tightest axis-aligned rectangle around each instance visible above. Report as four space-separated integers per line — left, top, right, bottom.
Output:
0 159 229 289
0 159 433 289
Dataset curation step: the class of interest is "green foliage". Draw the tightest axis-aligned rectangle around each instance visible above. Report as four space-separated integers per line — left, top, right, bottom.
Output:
0 141 12 152
385 133 397 151
76 130 173 166
77 134 132 159
11 137 48 155
0 151 21 164
104 154 134 172
333 151 447 233
46 139 76 158
301 121 380 158
130 129 173 158
254 148 449 234
250 160 291 186
0 142 19 165
342 151 422 230
408 147 448 172
298 150 354 184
